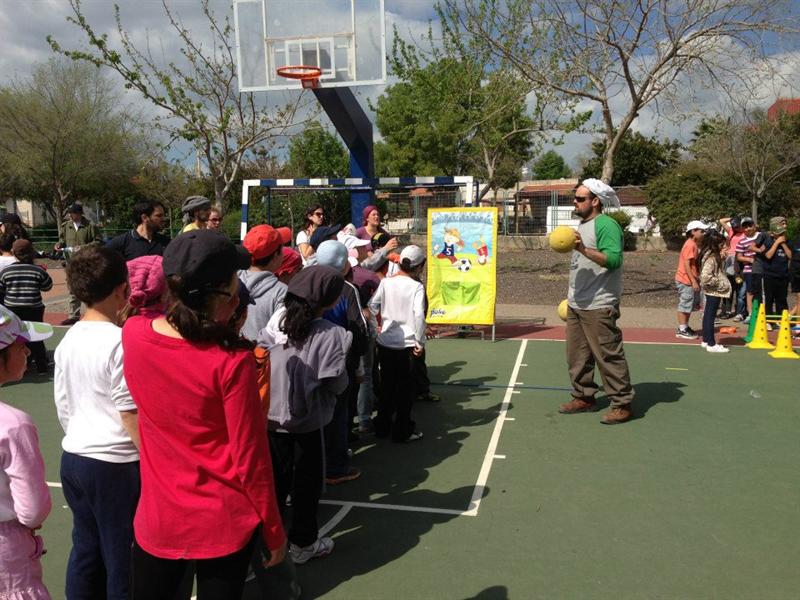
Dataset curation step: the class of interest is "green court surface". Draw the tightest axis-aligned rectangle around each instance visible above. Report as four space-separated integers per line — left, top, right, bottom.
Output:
3 332 799 599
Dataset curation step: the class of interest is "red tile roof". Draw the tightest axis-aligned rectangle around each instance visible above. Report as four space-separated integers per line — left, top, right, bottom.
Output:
517 184 647 206
767 98 800 121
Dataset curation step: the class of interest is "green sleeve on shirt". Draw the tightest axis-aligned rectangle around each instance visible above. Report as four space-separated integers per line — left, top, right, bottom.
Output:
595 214 623 270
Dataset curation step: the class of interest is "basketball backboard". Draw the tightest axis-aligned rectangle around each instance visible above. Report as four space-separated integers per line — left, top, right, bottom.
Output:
233 0 387 92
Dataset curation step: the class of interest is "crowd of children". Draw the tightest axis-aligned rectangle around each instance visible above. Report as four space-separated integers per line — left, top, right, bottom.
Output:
6 201 794 597
674 214 799 351
0 203 432 599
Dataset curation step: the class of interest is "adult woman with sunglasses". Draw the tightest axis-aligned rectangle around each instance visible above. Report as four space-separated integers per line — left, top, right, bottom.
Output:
207 207 223 231
296 205 325 266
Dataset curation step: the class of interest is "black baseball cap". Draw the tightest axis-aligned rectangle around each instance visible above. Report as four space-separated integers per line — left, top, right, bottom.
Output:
309 225 342 250
67 203 84 214
163 229 251 294
287 265 344 310
371 232 394 249
741 216 755 226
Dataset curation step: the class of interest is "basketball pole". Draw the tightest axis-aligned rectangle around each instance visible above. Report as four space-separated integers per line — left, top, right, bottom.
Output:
312 87 375 226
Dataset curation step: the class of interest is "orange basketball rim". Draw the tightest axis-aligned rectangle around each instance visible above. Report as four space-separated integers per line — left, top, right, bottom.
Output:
276 65 322 89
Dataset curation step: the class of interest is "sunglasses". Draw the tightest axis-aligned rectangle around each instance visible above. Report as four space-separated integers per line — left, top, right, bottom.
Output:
208 218 221 223
573 195 592 202
313 212 324 217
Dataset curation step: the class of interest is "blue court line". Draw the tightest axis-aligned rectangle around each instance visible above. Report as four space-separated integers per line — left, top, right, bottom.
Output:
431 382 571 392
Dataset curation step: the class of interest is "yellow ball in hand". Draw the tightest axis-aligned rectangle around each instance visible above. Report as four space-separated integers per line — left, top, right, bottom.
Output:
549 225 576 253
558 299 569 322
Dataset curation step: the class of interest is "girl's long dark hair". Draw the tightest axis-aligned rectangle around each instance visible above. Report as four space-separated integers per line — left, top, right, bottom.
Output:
698 229 725 270
302 204 324 231
165 275 252 350
280 293 316 346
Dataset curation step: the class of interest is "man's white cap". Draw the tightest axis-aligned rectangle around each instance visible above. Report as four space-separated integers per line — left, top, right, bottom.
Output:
339 234 372 250
581 178 620 208
685 220 709 232
400 245 426 268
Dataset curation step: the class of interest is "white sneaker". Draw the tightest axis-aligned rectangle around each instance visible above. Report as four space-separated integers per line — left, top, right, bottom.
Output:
706 344 730 353
289 537 334 564
701 342 708 348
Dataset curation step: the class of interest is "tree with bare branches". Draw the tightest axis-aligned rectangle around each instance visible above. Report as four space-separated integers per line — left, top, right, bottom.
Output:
48 0 309 206
692 110 800 222
435 0 796 183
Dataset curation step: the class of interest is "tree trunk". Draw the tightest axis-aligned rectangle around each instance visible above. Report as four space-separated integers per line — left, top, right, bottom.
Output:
751 194 758 225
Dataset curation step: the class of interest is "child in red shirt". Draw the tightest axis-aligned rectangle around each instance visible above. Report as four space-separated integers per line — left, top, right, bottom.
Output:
122 230 285 598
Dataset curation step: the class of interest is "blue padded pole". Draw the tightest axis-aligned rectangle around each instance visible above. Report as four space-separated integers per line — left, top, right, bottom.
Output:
312 87 374 226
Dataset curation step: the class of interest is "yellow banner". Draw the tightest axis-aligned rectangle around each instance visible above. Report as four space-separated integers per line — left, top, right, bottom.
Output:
426 207 498 325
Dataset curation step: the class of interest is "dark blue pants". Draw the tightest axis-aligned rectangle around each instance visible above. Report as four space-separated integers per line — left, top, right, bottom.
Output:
325 377 355 478
60 452 140 600
702 295 722 346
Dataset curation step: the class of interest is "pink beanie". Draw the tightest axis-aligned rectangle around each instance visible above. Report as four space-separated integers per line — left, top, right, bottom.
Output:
127 255 167 311
362 204 379 225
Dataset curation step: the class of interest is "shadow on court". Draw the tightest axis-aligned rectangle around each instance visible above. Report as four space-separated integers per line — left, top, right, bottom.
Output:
325 360 503 509
297 485 490 599
630 381 686 420
463 586 510 600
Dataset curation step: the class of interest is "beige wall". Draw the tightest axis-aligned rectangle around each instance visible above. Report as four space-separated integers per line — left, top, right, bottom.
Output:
2 198 56 227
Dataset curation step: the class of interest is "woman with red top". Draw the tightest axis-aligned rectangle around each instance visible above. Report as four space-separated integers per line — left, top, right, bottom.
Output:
122 230 286 599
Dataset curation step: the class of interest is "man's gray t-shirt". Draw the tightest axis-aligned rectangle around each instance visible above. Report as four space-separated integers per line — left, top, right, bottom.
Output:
567 214 624 310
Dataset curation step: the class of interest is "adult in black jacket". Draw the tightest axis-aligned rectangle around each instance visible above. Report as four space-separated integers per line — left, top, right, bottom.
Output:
106 201 170 261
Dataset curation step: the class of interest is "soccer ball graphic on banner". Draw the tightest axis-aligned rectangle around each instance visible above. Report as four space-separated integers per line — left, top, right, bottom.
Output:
456 258 472 272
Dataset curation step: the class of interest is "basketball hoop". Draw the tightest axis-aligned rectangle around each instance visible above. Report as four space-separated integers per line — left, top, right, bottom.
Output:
276 65 322 89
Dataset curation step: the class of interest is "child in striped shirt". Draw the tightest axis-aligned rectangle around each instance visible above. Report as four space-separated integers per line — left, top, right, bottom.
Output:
0 240 53 373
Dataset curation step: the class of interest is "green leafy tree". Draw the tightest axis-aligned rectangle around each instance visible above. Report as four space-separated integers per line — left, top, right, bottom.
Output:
286 123 349 178
372 57 537 199
531 150 571 179
0 59 142 227
646 163 750 238
580 131 682 186
48 0 307 207
433 0 794 183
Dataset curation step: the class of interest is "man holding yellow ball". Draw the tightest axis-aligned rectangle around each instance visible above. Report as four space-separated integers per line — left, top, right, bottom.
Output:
557 179 634 425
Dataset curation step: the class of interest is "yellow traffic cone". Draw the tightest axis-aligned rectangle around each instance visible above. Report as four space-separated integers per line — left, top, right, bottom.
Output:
746 302 775 350
768 310 800 360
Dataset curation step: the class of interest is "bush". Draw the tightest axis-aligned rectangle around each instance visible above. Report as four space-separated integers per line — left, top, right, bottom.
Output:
646 163 749 238
605 210 636 250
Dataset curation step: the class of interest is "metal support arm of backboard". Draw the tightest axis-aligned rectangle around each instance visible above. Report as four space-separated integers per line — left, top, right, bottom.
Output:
312 87 374 226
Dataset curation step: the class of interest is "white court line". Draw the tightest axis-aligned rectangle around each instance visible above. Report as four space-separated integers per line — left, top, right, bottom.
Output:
47 342 531 524
318 503 353 537
320 499 470 516
46 481 62 488
464 339 527 517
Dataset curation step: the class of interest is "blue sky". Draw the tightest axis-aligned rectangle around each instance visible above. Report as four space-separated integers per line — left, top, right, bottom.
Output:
2 0 799 173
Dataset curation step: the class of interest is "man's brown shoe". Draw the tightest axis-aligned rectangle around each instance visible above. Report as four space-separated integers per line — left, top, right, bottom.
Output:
601 405 632 425
558 397 598 414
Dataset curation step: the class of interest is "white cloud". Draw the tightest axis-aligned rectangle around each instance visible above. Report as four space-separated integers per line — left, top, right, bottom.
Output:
3 1 799 177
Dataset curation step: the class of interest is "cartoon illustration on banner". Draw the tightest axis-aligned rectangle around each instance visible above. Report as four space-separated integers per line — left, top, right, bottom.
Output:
426 207 498 325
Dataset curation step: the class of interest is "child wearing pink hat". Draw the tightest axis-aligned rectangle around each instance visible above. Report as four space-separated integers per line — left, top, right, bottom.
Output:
119 255 167 322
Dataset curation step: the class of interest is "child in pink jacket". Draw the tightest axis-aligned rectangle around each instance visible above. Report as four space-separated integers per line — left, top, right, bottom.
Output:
0 305 54 599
